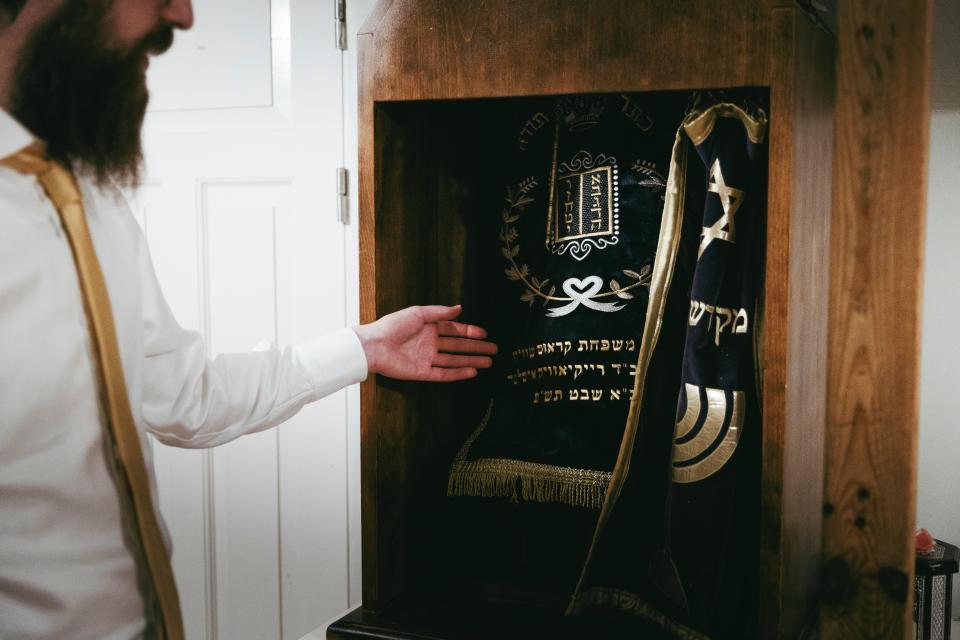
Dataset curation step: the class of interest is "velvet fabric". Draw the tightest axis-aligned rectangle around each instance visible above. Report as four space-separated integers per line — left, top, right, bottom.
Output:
446 90 768 640
571 95 768 639
448 91 688 508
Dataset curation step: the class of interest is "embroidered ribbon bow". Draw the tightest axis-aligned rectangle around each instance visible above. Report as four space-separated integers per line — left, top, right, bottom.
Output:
546 276 626 318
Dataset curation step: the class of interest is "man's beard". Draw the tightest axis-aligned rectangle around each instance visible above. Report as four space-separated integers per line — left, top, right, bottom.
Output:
10 1 173 188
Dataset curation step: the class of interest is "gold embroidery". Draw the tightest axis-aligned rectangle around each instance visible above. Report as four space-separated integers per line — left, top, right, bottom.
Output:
688 299 749 346
571 101 767 611
517 111 550 151
500 176 649 312
674 383 701 440
673 386 727 460
511 338 638 359
533 387 634 403
698 158 743 259
513 340 572 358
557 95 606 132
571 125 690 607
618 94 655 132
545 116 561 249
546 148 621 261
533 389 566 403
630 159 668 196
683 102 768 146
446 401 612 508
507 362 635 384
672 385 745 484
735 308 749 333
554 166 616 243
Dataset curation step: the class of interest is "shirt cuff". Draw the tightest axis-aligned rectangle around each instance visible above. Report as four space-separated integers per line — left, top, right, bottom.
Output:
291 327 369 396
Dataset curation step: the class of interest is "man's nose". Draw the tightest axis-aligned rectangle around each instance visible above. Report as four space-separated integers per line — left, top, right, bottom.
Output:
160 0 194 30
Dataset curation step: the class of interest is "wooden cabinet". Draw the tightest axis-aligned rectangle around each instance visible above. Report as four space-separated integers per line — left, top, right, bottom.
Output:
331 2 844 638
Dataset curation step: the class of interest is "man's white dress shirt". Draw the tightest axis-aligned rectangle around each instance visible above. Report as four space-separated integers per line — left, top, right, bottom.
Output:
0 109 368 639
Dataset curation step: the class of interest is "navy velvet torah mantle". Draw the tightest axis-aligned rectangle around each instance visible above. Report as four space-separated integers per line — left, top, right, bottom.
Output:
445 92 768 639
447 92 689 508
569 101 768 639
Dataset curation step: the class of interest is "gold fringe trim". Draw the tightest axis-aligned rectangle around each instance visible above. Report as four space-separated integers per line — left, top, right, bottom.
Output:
447 457 610 509
569 587 710 640
447 400 611 508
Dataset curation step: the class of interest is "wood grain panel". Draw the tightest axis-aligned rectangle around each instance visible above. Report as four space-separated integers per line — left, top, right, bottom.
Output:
358 100 505 609
356 1 838 633
359 100 449 607
357 28 380 609
761 8 836 639
359 0 772 100
821 2 932 638
371 104 438 606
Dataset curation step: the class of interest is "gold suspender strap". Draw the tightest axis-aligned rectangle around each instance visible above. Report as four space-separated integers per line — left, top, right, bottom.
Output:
1 144 185 640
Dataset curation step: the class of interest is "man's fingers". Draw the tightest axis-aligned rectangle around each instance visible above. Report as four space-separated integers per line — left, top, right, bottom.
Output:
434 353 493 369
437 320 487 339
437 336 498 355
417 304 462 323
427 367 478 382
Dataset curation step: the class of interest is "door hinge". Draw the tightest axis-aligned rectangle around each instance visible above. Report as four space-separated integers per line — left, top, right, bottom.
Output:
334 0 347 50
336 167 349 224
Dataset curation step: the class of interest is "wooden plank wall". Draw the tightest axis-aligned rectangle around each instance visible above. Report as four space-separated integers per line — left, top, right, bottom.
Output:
821 2 933 638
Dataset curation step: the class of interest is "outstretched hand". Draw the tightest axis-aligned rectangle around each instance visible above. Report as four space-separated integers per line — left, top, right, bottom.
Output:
352 305 497 382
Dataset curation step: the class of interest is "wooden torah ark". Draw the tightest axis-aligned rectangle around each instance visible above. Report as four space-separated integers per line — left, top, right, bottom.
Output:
334 1 837 638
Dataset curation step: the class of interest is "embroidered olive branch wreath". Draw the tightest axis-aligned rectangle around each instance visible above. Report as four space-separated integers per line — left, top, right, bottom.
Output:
499 179 650 309
631 159 668 191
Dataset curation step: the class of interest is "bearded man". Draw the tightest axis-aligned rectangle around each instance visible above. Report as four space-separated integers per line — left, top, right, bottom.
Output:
0 1 497 638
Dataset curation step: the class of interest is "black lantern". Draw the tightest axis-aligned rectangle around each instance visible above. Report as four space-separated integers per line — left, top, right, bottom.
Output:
915 539 959 640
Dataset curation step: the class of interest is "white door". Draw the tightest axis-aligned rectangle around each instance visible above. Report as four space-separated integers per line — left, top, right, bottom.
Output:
128 1 361 637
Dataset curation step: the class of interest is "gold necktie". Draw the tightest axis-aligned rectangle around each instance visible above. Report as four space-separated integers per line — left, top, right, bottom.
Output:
1 143 185 640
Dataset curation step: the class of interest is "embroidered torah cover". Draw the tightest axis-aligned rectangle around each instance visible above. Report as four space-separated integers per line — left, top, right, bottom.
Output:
446 91 769 638
447 92 689 509
569 101 768 639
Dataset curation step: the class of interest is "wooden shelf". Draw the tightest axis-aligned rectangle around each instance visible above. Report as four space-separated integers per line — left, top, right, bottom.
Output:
328 592 675 640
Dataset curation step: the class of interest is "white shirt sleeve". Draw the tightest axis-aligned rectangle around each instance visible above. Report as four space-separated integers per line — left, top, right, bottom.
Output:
136 233 367 449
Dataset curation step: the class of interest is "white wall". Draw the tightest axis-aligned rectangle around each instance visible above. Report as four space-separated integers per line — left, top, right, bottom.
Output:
917 0 960 616
918 107 960 614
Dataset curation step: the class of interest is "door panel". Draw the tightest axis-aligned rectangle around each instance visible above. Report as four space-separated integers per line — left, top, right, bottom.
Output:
137 1 349 637
147 1 274 111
